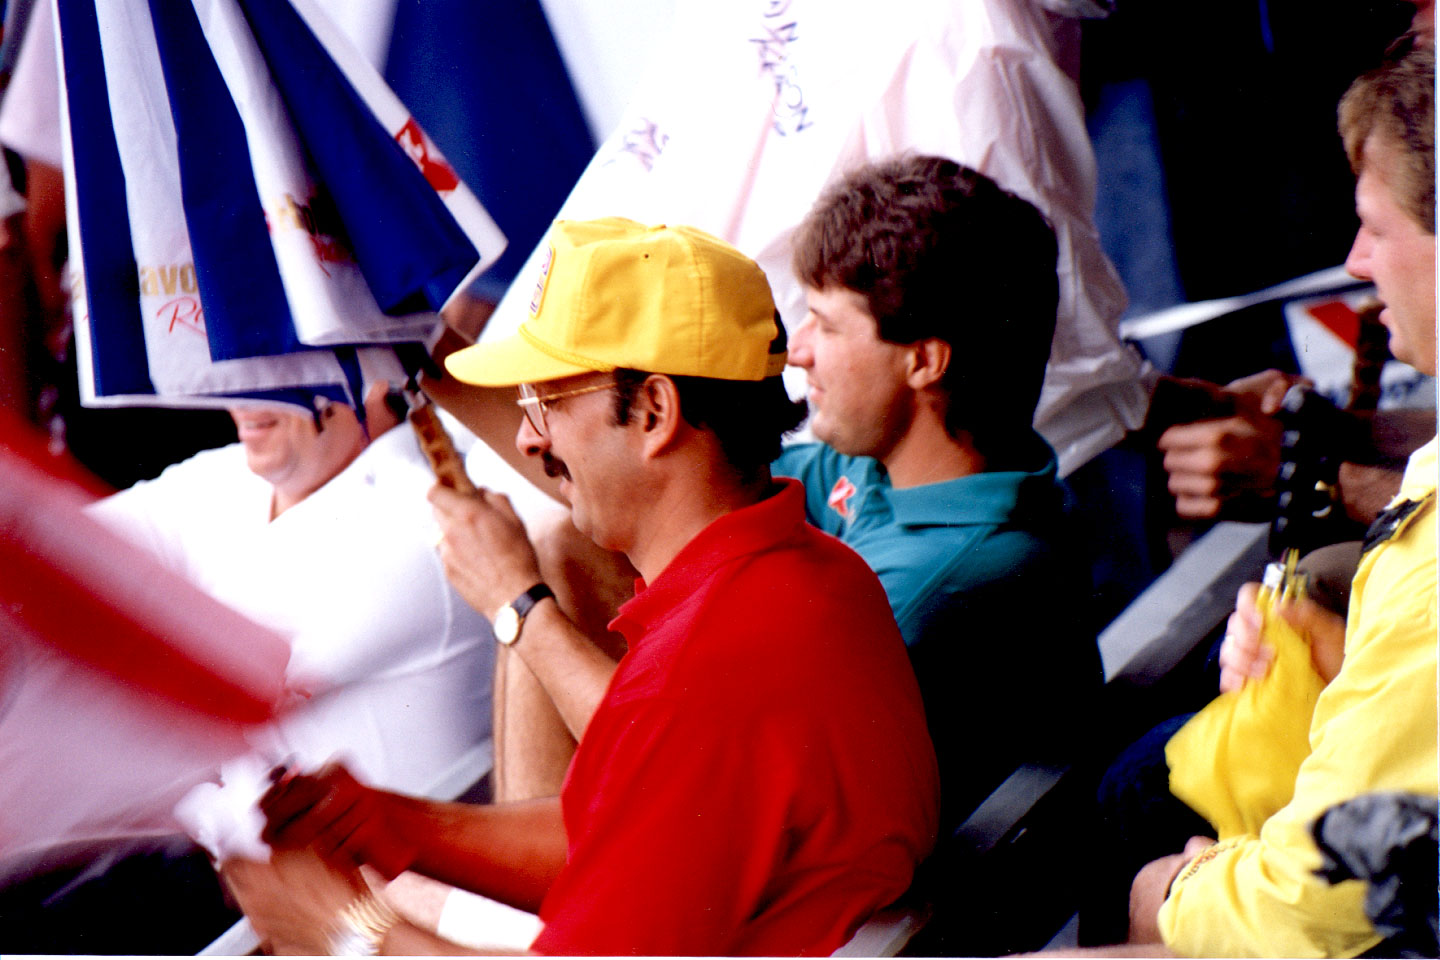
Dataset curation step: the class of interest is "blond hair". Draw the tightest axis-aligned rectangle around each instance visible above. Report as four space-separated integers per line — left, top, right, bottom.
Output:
1338 37 1435 233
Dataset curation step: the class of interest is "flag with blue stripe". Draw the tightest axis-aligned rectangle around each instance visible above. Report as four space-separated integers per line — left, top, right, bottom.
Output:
55 0 506 412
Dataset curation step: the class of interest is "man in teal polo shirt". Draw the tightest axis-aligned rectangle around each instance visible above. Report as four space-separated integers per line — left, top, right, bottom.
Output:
483 158 1100 832
776 155 1100 827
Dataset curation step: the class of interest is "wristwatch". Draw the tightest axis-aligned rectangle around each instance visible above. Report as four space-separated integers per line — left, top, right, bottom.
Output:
494 583 555 647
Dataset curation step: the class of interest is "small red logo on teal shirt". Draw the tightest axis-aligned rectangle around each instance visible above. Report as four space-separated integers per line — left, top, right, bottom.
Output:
828 476 856 518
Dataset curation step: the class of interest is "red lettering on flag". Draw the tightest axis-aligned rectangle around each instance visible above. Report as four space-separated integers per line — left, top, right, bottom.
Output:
396 118 460 193
158 297 206 336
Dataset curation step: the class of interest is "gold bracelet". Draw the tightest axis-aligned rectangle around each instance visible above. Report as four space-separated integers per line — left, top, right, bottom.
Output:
328 892 401 956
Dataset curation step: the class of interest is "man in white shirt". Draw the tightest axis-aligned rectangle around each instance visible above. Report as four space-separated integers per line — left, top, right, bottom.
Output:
0 391 547 953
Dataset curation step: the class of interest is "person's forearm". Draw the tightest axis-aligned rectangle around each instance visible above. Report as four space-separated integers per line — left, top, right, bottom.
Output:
1337 461 1404 527
510 601 619 740
1334 408 1433 524
401 795 567 914
493 647 577 801
426 481 623 742
1138 375 1232 439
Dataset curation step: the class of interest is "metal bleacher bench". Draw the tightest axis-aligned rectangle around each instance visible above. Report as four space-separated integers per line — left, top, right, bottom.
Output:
1097 522 1269 686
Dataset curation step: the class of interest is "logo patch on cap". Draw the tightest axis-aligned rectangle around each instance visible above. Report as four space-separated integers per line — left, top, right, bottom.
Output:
529 244 555 319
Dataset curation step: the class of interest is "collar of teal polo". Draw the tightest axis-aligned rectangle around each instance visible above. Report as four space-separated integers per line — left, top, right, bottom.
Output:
882 433 1060 528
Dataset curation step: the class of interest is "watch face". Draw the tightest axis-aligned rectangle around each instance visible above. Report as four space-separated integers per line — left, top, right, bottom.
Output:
495 604 521 646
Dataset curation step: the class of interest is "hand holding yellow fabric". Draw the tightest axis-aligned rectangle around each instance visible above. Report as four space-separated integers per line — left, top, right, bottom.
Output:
1166 555 1328 840
1216 582 1272 694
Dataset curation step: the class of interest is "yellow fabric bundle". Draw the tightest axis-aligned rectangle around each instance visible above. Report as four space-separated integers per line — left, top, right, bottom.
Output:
1165 556 1326 839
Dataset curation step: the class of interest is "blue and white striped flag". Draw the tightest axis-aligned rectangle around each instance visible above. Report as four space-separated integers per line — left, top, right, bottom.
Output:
54 0 505 411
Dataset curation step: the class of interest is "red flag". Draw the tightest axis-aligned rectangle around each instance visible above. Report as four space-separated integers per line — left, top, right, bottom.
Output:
0 414 290 858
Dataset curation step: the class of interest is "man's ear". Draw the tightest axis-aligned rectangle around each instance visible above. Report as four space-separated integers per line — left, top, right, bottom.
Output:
634 374 685 458
906 338 951 392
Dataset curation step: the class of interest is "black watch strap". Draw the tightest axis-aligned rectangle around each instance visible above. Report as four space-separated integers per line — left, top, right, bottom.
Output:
495 582 556 647
512 582 556 619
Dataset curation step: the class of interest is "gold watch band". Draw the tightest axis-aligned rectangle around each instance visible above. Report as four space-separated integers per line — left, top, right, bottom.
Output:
328 891 401 956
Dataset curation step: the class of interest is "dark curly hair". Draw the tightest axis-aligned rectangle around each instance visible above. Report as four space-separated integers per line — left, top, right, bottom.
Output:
792 155 1058 455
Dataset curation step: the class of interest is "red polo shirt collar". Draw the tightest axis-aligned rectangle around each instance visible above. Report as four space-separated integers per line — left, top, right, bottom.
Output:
608 478 805 645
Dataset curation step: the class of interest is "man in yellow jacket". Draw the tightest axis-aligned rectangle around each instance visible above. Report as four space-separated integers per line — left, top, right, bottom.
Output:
1128 37 1438 958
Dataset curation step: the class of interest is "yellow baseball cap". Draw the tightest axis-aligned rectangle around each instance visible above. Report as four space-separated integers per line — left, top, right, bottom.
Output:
445 218 787 386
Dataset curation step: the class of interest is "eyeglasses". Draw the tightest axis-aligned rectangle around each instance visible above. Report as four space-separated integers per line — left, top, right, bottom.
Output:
515 380 615 437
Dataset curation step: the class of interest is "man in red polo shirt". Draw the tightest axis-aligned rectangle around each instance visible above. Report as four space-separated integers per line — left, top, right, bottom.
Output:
224 217 939 956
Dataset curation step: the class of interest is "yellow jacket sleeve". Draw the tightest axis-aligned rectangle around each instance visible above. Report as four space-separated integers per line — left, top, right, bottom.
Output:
1158 451 1437 958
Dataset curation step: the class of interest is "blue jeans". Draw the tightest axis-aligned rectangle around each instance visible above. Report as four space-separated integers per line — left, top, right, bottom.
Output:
1078 713 1216 946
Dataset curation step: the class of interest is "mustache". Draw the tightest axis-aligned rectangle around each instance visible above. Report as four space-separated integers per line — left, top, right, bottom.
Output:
541 453 570 481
